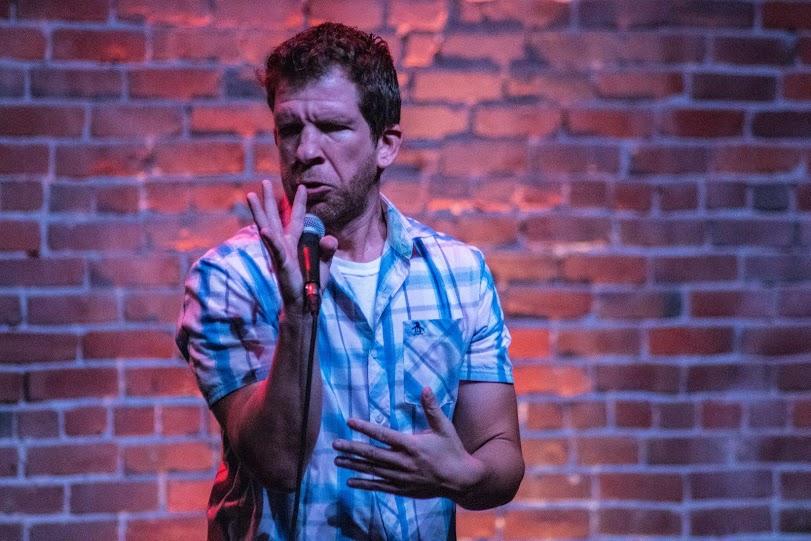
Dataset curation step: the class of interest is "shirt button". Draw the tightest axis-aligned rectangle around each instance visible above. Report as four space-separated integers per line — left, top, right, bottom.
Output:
375 413 384 423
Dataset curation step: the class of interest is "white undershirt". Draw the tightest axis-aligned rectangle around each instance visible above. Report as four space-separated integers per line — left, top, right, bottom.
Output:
331 249 386 324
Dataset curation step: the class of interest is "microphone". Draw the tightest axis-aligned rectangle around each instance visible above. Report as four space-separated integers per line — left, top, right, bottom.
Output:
299 213 325 314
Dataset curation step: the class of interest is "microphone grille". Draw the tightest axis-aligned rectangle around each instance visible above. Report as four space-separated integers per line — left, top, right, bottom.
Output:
303 213 325 238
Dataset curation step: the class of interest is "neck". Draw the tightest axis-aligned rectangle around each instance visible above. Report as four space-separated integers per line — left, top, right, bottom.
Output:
333 191 387 263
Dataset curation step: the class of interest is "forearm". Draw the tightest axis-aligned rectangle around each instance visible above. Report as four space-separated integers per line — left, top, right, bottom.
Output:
453 438 525 510
232 308 323 491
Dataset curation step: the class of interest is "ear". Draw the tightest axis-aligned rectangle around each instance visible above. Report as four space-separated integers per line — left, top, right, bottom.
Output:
375 124 402 170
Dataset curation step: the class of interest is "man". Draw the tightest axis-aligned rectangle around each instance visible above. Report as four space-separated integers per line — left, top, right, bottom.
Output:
177 22 524 540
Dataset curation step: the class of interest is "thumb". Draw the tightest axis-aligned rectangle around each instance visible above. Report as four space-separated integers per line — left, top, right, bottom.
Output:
421 386 451 433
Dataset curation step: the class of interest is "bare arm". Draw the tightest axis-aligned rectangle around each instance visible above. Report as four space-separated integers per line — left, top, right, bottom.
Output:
212 180 336 492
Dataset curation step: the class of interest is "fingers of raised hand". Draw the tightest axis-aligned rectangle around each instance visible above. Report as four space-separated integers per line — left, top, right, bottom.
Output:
333 439 412 472
346 418 409 449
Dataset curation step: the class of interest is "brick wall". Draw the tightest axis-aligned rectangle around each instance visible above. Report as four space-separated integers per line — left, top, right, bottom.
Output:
0 0 809 539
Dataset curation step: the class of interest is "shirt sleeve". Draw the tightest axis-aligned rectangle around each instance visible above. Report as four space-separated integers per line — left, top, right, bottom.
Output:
461 251 513 384
176 250 281 406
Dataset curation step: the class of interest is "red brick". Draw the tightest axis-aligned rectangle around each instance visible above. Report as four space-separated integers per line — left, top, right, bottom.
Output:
83 330 177 360
599 508 682 535
521 438 568 466
631 145 708 174
711 219 794 247
440 31 524 65
569 180 607 208
714 36 793 65
649 326 733 356
524 215 610 244
31 67 122 98
124 292 182 323
27 443 117 475
167 478 212 512
661 108 745 138
162 405 203 436
18 410 59 438
781 507 811 532
778 287 811 317
152 27 254 62
0 66 22 97
64 407 107 436
27 368 118 401
146 215 242 251
52 29 146 62
153 141 244 175
595 364 680 393
743 326 811 356
90 255 181 287
595 71 683 100
782 471 811 499
508 327 550 359
400 105 467 140
0 296 21 326
563 255 646 284
749 399 789 428
513 365 590 397
48 220 143 252
125 367 199 397
658 182 697 211
0 372 23 403
600 473 682 501
92 105 183 138
117 0 211 25
621 218 704 246
0 143 49 174
0 258 84 287
413 71 501 102
504 509 589 539
691 290 774 318
56 144 150 177
793 399 811 426
568 107 654 138
654 255 738 283
502 287 591 319
785 72 811 100
570 401 607 428
764 1 811 29
1 180 43 211
191 103 274 136
658 402 696 429
128 68 220 99
114 406 155 436
580 0 753 28
534 143 620 174
0 27 46 60
50 183 96 212
691 506 771 535
428 214 518 246
17 0 108 20
0 484 63 514
124 441 216 474
27 294 118 325
30 521 117 541
0 446 16 476
254 140 280 174
309 0 383 30
525 402 563 430
508 70 595 102
71 480 158 513
0 220 40 252
648 437 726 465
440 140 527 176
0 333 77 364
754 111 811 138
692 73 775 101
578 436 638 465
0 525 21 541
701 401 742 429
461 0 570 26
706 181 746 208
613 182 653 211
126 517 207 541
558 328 641 356
615 401 652 428
389 0 448 31
747 435 811 462
711 145 802 173
516 473 590 501
689 363 770 392
745 254 811 282
801 37 811 64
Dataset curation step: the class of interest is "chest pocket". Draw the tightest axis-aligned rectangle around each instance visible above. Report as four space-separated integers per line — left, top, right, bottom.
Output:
402 318 465 429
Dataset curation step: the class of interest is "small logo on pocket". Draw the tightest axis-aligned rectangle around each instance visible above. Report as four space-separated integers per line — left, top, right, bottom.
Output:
411 321 424 336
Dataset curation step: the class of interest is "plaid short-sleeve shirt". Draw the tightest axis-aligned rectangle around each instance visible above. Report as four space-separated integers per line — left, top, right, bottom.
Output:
176 198 513 541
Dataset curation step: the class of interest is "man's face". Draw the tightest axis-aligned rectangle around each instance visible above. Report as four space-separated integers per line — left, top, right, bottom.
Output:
273 67 381 232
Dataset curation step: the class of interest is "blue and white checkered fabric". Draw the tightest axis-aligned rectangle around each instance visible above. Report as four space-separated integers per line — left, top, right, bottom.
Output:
176 197 513 541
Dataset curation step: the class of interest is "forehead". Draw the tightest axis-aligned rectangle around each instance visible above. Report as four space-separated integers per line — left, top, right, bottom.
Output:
273 67 362 119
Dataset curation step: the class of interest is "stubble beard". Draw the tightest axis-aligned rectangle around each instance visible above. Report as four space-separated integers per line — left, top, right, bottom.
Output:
282 154 381 234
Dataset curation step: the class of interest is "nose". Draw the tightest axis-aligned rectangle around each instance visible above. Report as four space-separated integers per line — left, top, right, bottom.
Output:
294 124 324 166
